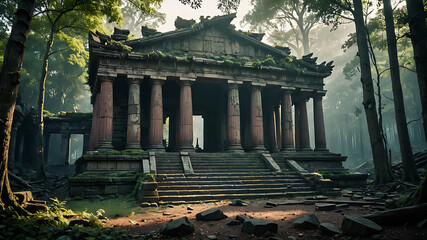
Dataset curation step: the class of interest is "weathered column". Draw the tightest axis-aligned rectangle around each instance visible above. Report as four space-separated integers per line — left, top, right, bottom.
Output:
250 84 265 151
299 97 311 151
178 78 194 150
274 104 281 149
97 76 114 149
281 88 295 151
60 133 71 165
314 91 328 151
89 93 100 150
43 133 50 164
149 77 166 150
227 82 243 151
264 103 277 152
126 78 142 150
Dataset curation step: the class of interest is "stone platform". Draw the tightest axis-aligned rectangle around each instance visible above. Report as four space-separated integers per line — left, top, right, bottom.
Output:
68 151 363 200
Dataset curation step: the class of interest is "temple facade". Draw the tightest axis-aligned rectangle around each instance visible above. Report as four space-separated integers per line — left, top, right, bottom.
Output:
87 13 334 154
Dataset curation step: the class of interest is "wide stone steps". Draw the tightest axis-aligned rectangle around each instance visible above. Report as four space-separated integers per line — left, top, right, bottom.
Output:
154 153 316 202
158 186 313 195
157 182 308 190
158 191 318 202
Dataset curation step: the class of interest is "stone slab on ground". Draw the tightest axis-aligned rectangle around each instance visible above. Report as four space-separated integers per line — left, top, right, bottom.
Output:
342 215 382 237
159 217 195 237
236 215 250 223
229 200 247 206
241 218 278 236
315 203 336 211
293 214 320 229
196 207 227 221
227 220 242 226
319 223 342 236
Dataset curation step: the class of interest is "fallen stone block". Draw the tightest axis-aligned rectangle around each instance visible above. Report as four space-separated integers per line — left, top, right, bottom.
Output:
241 218 278 236
229 199 247 206
236 215 250 223
315 203 336 211
227 220 242 226
265 202 278 207
319 223 342 236
342 215 382 237
196 207 227 221
336 203 349 209
293 214 320 229
159 217 195 237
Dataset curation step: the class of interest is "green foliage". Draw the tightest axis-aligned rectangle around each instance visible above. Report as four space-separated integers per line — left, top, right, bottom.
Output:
307 172 324 182
108 39 133 53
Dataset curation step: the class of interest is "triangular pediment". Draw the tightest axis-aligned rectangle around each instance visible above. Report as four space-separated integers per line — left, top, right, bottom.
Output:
125 14 288 60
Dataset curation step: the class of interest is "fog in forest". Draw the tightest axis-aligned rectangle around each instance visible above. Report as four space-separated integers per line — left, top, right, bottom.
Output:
13 0 425 170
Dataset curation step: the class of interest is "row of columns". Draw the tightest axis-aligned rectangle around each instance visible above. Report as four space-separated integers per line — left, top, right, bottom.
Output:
90 76 196 151
89 74 327 152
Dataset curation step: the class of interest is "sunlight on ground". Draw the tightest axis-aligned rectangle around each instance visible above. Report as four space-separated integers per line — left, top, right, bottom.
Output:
65 195 141 218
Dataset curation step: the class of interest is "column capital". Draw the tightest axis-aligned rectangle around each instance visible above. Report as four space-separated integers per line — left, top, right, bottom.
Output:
281 86 296 93
314 90 327 98
227 80 243 85
98 75 114 83
150 76 166 85
251 82 266 87
127 78 141 85
178 78 195 86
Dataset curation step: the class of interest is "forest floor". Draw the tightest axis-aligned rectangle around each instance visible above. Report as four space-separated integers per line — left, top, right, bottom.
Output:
63 196 427 240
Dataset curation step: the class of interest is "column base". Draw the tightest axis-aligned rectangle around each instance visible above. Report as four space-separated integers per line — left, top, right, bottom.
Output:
148 144 165 152
297 147 313 151
251 145 268 153
314 147 329 151
280 147 296 152
226 145 244 152
125 144 142 151
96 142 113 150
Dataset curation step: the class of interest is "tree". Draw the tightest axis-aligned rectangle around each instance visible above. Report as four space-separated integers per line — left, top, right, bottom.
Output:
0 0 36 209
405 0 427 143
382 0 419 183
243 0 319 56
309 0 393 184
31 0 162 179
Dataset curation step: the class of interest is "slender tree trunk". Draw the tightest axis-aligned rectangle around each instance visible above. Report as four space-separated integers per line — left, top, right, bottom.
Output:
405 0 427 143
352 0 393 184
0 0 36 209
383 0 419 183
36 28 55 179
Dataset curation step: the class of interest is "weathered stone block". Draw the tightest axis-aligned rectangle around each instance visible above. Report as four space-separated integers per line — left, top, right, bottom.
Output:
294 214 320 229
159 217 195 237
196 207 227 221
342 215 382 237
241 219 278 236
104 185 119 195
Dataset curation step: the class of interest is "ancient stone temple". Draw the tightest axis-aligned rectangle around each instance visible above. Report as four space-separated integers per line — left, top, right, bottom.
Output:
70 14 361 200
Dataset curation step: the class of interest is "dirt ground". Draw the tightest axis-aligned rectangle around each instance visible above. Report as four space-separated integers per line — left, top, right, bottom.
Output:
104 199 427 240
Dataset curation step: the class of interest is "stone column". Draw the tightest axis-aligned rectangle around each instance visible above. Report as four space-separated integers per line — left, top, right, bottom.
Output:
149 77 166 150
60 133 71 165
314 91 328 151
281 88 295 151
274 105 281 149
227 82 243 151
97 76 114 149
299 98 311 151
43 133 50 164
250 85 265 151
89 93 100 150
264 103 277 152
126 78 142 150
178 78 194 150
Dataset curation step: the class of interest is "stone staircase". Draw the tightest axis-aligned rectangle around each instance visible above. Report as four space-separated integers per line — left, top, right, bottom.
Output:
155 152 318 202
156 152 184 174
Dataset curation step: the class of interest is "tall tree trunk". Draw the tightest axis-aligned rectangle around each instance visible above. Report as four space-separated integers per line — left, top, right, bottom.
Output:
352 0 393 184
0 0 36 209
301 30 310 55
405 0 427 143
383 0 419 183
36 28 55 179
